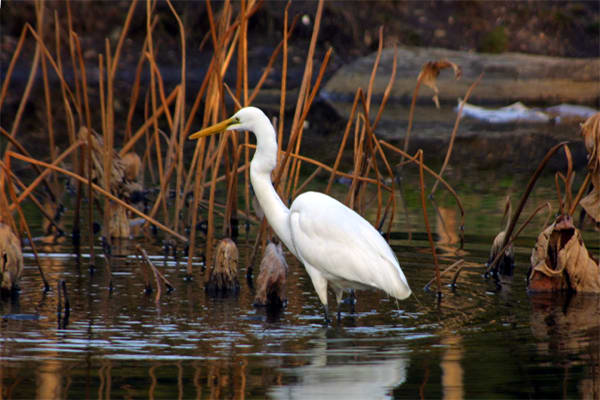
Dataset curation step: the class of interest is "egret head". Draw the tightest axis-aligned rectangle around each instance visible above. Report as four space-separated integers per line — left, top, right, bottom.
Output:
189 107 268 139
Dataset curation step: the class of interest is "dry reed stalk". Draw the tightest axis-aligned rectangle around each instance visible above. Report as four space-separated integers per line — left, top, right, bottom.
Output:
358 94 398 233
247 14 299 105
357 88 391 225
222 24 244 238
236 0 248 103
23 24 77 109
347 113 368 211
372 46 398 131
276 0 324 199
120 87 179 156
71 31 96 264
282 47 332 201
53 11 77 164
198 0 253 267
430 73 483 195
0 25 29 111
204 133 230 270
137 245 174 303
126 35 151 141
0 127 56 198
97 54 112 244
6 151 188 243
52 10 82 243
554 173 565 214
288 48 332 199
417 150 442 298
570 172 592 216
325 89 362 193
379 140 465 219
400 60 461 173
144 0 170 230
187 142 209 278
323 33 396 228
424 260 464 291
110 0 138 76
37 3 59 197
182 61 217 206
244 144 392 191
400 72 422 170
365 27 384 114
66 0 83 122
277 2 292 186
561 145 574 210
292 167 323 198
0 159 62 235
165 0 188 238
145 53 175 131
6 24 41 149
9 141 83 209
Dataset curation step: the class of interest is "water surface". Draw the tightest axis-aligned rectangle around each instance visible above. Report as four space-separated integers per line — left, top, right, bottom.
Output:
1 106 599 399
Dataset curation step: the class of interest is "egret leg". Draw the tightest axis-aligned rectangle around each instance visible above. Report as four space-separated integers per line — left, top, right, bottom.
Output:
323 305 331 324
332 285 344 323
304 264 330 321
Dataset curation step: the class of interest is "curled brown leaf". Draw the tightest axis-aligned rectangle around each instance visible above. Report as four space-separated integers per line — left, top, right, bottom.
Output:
529 215 600 293
418 60 462 108
580 113 600 222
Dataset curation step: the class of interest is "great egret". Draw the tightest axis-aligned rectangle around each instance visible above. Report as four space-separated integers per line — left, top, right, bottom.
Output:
189 107 411 321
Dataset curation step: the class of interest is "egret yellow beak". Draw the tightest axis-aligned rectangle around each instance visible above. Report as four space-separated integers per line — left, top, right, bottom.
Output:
188 116 238 140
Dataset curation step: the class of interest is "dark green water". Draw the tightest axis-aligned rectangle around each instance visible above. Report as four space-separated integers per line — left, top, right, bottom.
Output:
1 166 598 399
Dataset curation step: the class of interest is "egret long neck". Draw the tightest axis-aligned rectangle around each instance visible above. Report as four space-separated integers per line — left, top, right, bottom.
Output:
249 121 294 253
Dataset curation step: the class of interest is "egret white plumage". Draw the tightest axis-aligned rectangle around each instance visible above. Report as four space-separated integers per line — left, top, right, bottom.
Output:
190 107 411 321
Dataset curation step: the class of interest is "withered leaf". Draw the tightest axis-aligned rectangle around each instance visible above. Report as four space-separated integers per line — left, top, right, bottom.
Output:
254 242 288 307
0 222 24 291
418 60 462 108
580 112 600 222
529 215 600 293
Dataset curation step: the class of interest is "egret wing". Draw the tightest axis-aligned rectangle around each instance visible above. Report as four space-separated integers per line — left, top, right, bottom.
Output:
289 192 410 300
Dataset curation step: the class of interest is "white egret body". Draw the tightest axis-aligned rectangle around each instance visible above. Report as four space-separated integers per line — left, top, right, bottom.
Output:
190 107 411 319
